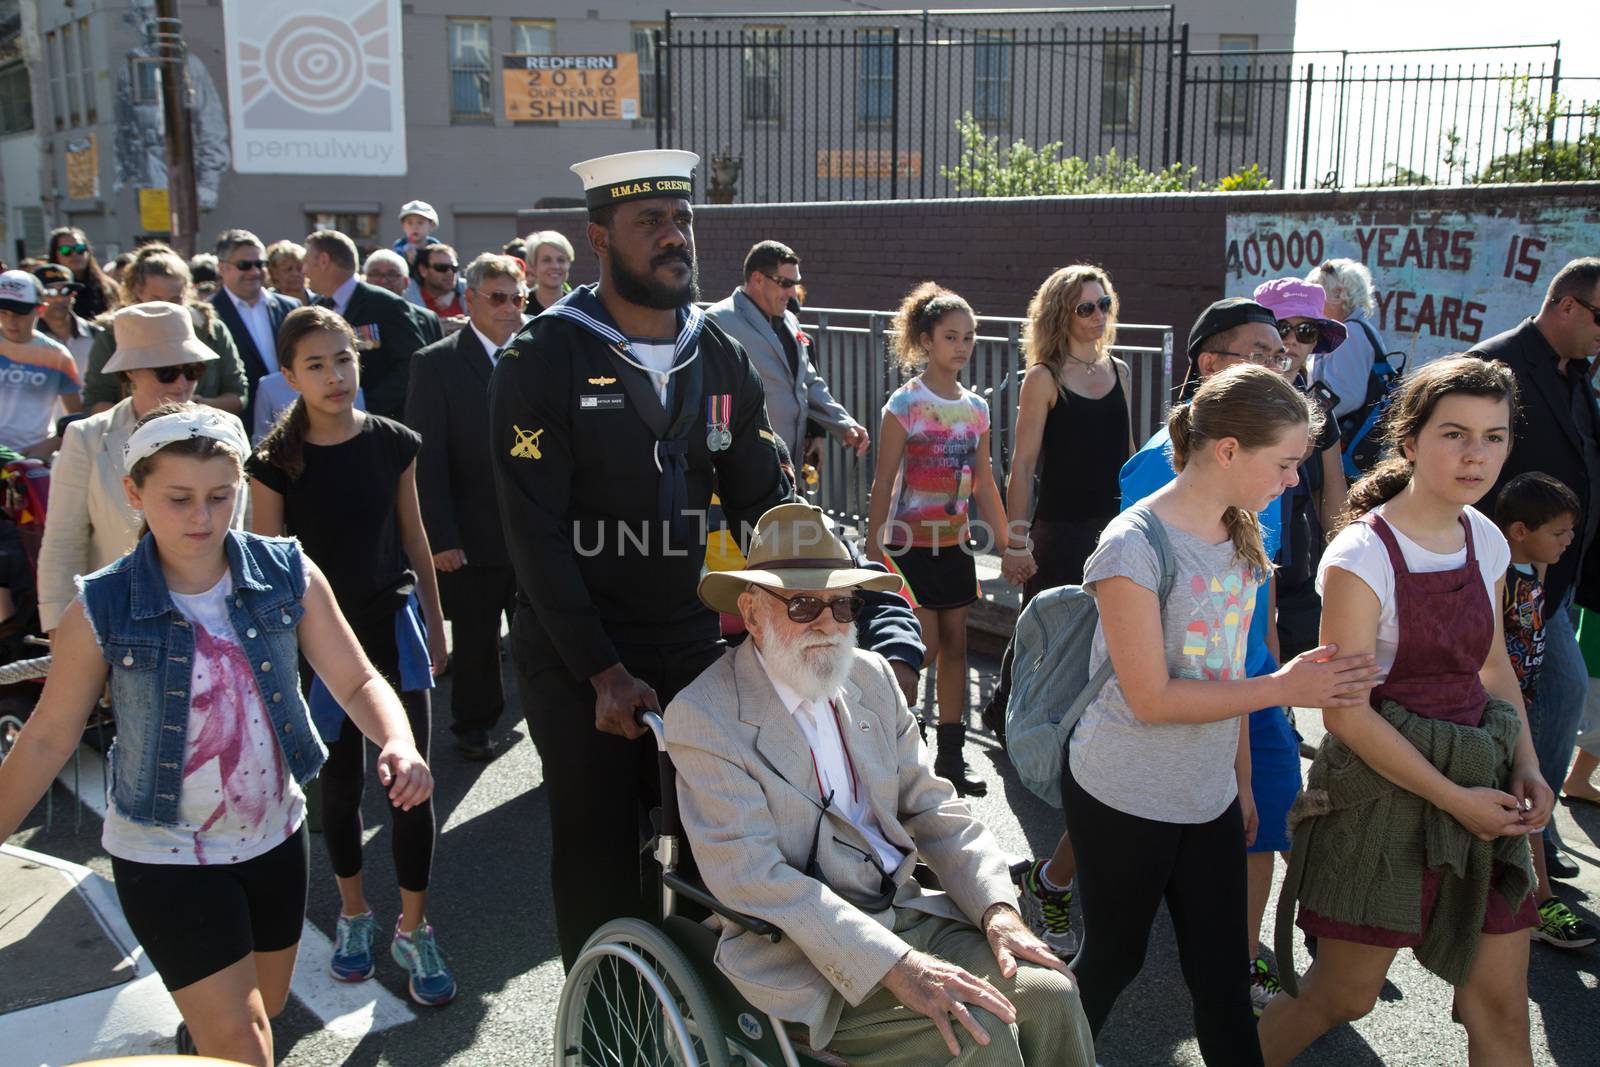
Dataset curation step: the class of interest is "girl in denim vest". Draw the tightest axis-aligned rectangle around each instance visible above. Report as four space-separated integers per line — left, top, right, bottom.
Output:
0 403 433 1066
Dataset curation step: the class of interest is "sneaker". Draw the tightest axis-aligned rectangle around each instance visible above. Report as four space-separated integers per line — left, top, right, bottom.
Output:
1015 858 1079 957
330 911 379 982
1545 840 1582 880
1250 957 1282 1015
1532 899 1598 949
391 921 458 1006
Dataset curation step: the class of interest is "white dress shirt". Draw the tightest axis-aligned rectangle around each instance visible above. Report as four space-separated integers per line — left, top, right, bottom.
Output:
225 287 277 372
326 274 359 317
470 323 504 367
753 645 907 872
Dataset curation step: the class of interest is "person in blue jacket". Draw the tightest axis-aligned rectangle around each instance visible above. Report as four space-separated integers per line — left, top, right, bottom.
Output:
1118 298 1303 1013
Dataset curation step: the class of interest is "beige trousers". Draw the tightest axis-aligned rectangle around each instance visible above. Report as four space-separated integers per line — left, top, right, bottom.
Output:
824 910 1095 1067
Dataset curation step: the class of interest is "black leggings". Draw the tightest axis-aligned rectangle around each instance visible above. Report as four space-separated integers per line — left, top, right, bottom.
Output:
318 610 435 892
1063 752 1262 1067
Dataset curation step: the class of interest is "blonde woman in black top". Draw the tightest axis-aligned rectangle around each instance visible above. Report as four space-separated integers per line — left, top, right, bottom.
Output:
986 264 1135 959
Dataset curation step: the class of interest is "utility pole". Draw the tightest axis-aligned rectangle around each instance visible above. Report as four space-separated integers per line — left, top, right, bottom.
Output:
152 0 198 255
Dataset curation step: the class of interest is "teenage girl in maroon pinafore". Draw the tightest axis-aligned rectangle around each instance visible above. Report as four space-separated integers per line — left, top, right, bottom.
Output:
1258 358 1554 1067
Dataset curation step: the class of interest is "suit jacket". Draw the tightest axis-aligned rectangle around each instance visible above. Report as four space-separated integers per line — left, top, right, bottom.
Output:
405 327 508 567
211 287 300 430
705 288 857 458
340 280 429 422
1474 318 1600 609
665 642 1015 1048
413 304 443 345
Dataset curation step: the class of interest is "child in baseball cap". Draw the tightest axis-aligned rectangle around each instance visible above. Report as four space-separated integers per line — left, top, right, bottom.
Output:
392 200 442 267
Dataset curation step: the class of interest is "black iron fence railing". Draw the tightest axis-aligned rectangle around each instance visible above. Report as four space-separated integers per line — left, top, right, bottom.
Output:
654 8 1595 200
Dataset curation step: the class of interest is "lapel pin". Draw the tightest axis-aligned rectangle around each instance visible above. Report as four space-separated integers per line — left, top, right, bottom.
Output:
858 721 870 732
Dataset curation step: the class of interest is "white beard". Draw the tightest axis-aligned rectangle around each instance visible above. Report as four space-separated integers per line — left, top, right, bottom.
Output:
760 619 859 704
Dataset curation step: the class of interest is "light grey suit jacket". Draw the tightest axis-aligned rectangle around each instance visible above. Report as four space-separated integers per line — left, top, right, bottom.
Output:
704 288 858 459
665 642 1015 1048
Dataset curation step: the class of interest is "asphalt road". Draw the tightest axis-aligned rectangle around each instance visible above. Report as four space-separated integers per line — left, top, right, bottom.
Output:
13 648 1600 1066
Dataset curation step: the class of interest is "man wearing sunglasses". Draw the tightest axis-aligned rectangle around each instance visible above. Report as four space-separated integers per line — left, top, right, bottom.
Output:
406 244 468 324
30 263 101 376
707 240 870 465
405 254 528 761
0 270 83 457
668 503 1093 1065
210 229 302 432
1475 257 1600 886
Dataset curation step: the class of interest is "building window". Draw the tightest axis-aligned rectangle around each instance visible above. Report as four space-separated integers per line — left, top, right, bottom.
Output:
45 31 64 130
0 63 33 135
447 18 493 122
18 206 47 257
1217 35 1256 130
632 23 662 119
511 19 554 55
309 212 380 257
973 31 1013 125
856 30 895 126
1100 40 1142 131
77 17 95 122
742 27 781 124
60 22 80 127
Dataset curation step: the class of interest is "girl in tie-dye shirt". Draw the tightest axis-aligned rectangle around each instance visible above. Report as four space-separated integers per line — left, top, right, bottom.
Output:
865 283 1011 797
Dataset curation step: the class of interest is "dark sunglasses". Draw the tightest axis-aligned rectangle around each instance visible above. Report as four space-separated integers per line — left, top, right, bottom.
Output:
757 583 863 624
230 259 266 273
1276 320 1322 345
761 272 802 290
153 363 205 383
1074 294 1114 318
56 243 88 256
427 261 460 273
473 288 528 308
1570 295 1600 328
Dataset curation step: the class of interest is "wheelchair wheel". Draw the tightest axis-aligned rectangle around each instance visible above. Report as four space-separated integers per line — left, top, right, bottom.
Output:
555 917 732 1067
0 713 23 763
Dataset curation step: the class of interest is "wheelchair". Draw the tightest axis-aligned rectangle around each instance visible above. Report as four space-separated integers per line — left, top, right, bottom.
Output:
553 710 832 1067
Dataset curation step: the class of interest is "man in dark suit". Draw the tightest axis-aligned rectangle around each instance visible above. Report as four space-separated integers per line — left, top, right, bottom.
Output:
1475 256 1600 884
211 229 300 431
302 228 427 421
405 253 525 759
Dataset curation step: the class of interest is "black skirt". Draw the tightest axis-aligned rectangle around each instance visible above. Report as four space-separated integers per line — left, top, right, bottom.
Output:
882 543 981 611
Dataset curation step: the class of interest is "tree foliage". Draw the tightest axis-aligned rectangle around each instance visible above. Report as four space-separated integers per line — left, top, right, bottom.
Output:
940 113 1204 195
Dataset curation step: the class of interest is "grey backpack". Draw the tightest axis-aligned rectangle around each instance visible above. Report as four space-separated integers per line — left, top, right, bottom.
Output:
1004 505 1175 808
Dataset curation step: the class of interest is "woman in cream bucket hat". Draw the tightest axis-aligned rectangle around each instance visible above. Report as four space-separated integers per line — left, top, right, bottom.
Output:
699 503 903 614
36 302 244 631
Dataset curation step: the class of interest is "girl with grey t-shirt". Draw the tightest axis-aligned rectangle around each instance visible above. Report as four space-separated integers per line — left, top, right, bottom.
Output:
1063 364 1379 1065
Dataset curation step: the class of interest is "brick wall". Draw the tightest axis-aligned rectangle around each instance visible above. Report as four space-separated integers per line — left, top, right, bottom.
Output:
520 181 1600 378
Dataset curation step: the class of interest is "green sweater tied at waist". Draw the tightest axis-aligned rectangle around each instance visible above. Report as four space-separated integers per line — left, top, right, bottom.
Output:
1274 697 1535 994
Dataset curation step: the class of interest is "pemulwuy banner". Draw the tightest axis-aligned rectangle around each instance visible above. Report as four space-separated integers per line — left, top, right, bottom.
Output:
222 0 407 176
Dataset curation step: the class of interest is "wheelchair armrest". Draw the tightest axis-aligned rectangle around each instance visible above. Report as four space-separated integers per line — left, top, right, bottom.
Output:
663 870 784 944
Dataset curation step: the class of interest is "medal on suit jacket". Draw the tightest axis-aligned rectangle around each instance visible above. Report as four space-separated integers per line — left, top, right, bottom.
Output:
706 393 732 451
353 323 381 351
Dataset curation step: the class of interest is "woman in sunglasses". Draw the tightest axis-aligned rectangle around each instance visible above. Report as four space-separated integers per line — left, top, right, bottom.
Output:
36 302 247 635
79 245 248 416
983 264 1135 961
48 226 117 321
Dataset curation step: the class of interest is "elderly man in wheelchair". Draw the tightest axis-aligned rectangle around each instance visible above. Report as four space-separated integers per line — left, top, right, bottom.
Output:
649 503 1094 1065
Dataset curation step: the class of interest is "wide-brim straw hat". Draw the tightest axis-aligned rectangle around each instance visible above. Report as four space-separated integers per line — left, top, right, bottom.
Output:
104 301 218 372
699 503 903 615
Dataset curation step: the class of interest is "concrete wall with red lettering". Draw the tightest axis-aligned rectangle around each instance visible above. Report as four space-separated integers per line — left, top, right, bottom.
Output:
518 181 1600 373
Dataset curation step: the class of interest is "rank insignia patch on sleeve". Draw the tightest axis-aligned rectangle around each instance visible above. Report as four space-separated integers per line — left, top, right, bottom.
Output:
510 425 545 460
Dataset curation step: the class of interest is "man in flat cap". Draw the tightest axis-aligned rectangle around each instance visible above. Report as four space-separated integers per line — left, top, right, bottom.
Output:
488 149 791 968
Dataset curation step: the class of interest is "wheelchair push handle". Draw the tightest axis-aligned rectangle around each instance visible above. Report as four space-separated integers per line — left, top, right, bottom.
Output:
635 708 667 751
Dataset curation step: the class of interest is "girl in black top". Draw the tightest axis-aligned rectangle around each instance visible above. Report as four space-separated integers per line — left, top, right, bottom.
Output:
248 306 456 1006
987 264 1134 958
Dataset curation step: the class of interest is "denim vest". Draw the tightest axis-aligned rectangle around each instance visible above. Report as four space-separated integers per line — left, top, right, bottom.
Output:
78 530 326 826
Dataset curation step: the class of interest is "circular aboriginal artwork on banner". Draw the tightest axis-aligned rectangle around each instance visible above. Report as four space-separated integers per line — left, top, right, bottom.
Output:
260 15 368 112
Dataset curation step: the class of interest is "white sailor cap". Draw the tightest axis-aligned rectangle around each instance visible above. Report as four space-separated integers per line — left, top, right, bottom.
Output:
570 149 700 210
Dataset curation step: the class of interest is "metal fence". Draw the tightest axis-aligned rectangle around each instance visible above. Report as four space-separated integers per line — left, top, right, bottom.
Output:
781 307 1174 524
655 9 1597 199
